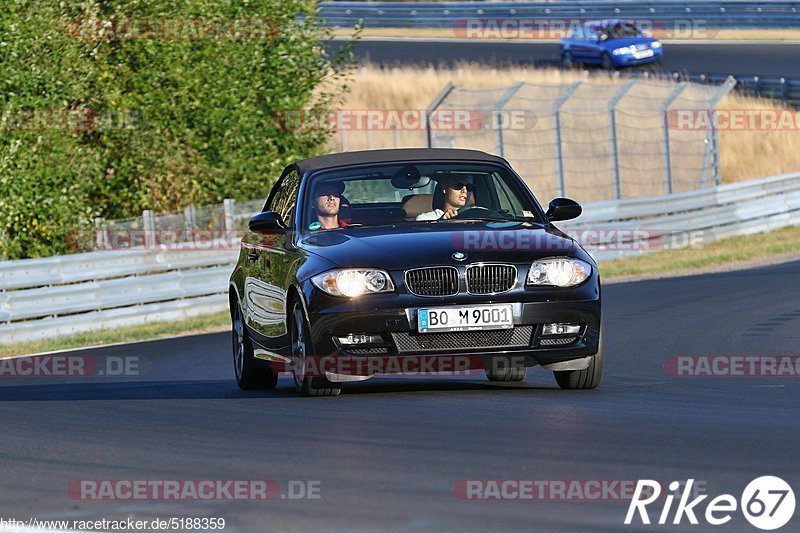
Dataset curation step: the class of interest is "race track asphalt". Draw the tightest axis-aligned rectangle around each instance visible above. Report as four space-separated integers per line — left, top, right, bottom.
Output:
2 260 799 532
340 39 800 78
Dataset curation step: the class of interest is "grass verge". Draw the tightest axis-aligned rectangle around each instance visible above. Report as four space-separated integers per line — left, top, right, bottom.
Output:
600 225 800 278
2 225 799 358
0 311 230 358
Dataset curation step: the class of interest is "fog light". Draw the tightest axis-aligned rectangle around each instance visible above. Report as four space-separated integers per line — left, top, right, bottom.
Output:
338 334 383 346
542 323 581 336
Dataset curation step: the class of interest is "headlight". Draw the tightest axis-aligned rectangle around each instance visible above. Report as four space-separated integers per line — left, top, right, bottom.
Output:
612 46 633 56
311 269 395 297
527 258 592 288
651 41 662 49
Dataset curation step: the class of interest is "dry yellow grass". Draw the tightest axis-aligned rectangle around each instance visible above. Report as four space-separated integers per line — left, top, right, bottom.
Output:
326 64 800 201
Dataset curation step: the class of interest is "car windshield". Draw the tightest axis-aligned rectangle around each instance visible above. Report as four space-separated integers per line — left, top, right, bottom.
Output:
603 22 641 39
301 162 543 232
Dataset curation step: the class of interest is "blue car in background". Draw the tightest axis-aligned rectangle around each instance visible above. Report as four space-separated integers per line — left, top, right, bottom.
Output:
560 20 663 69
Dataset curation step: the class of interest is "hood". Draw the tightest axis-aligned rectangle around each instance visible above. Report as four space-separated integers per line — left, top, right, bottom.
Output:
298 222 577 270
603 37 657 49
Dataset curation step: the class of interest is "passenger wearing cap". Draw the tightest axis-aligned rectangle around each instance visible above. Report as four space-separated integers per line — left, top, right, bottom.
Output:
311 180 348 230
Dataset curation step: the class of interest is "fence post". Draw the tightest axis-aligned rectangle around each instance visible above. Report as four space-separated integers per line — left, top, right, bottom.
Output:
493 81 524 158
142 210 155 249
183 205 196 229
223 198 235 243
709 76 737 186
661 83 689 195
553 81 581 197
94 217 108 250
425 82 455 148
608 80 636 200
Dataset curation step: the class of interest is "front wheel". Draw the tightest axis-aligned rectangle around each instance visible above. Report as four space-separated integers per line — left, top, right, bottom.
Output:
554 322 604 390
232 304 278 390
290 300 341 397
601 53 615 71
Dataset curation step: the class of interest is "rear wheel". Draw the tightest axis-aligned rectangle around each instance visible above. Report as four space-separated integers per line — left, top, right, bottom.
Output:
290 300 341 397
554 322 604 390
232 304 278 390
485 357 527 382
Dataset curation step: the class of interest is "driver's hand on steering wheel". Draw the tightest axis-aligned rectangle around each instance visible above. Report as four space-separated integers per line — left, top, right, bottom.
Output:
441 207 459 220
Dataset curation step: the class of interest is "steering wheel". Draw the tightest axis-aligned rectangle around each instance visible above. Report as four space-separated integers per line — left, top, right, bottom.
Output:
451 205 499 219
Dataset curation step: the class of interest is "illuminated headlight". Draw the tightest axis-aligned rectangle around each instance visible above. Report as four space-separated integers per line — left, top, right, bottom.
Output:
311 269 395 297
651 41 662 49
612 46 633 56
527 258 592 287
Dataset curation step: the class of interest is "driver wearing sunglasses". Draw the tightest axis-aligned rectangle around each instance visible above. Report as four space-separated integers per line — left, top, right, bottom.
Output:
415 176 474 221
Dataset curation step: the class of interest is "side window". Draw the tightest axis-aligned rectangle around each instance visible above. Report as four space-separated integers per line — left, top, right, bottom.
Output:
492 174 525 216
267 170 300 227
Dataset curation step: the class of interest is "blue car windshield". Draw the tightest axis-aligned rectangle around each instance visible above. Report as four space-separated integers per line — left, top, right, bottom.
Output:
301 162 544 232
603 23 641 39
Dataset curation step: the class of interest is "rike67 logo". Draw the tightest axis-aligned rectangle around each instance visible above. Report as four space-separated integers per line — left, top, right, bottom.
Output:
625 477 795 530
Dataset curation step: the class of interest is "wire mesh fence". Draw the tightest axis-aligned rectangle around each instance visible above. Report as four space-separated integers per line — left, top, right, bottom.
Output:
90 77 735 250
333 76 736 203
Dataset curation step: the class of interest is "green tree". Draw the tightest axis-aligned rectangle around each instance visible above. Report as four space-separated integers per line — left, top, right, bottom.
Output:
0 0 357 259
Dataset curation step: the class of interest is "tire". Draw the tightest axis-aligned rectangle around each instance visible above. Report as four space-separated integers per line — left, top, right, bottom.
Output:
601 53 614 71
561 51 574 70
290 299 341 397
485 357 527 382
554 322 604 390
232 303 278 390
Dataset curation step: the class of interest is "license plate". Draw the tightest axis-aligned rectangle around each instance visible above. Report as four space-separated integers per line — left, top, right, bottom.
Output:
633 49 654 59
417 304 513 333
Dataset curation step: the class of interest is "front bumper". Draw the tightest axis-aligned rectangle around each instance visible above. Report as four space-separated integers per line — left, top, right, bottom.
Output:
614 50 663 66
301 280 601 374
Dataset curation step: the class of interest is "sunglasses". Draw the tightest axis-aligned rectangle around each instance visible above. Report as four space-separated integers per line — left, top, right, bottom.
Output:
447 182 475 192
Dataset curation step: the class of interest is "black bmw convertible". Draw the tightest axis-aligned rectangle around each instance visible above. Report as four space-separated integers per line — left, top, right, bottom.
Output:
229 148 603 396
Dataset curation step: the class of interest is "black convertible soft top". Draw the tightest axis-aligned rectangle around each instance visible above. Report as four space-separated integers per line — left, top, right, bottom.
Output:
294 148 509 176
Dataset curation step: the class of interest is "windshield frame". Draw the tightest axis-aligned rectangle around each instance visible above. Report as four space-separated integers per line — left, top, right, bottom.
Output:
296 160 547 233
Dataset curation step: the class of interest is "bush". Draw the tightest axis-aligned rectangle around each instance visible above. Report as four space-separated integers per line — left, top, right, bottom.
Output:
0 1 357 259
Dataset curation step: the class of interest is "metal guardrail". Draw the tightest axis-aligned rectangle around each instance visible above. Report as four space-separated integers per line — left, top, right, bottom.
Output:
2 171 800 345
601 69 800 107
561 171 800 261
321 1 800 29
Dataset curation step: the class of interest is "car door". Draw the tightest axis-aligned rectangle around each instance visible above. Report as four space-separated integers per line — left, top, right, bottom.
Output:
241 167 300 349
571 24 597 64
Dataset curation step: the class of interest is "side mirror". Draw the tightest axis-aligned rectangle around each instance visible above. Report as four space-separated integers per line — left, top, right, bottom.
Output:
248 211 287 233
546 198 582 222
